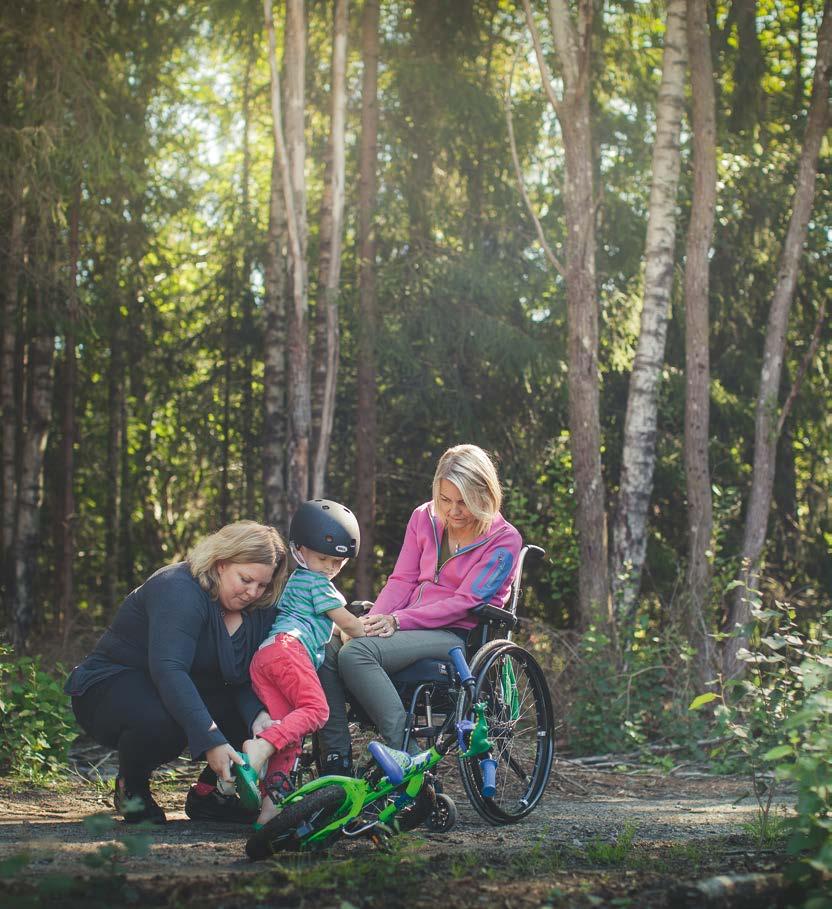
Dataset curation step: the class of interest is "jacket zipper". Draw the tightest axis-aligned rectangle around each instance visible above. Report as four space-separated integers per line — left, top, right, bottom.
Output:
431 515 499 583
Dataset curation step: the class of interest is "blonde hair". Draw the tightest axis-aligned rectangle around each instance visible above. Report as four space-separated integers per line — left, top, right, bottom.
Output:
186 521 288 608
432 444 502 536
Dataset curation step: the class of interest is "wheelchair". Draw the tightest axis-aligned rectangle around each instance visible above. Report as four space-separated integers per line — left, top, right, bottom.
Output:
386 544 554 825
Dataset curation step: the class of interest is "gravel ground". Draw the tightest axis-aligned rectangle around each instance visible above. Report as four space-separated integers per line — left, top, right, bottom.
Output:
0 756 798 908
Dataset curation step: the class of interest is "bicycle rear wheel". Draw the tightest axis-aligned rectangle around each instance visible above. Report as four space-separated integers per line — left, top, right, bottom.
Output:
245 785 346 860
456 639 554 824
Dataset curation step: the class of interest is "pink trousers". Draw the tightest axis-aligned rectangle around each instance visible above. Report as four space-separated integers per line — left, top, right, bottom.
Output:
249 633 330 780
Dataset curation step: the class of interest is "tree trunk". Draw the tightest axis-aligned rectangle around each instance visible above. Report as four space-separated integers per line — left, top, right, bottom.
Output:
523 0 610 627
105 277 124 613
220 287 233 525
12 252 55 653
1 50 33 579
1 176 23 573
724 2 831 679
263 141 288 529
265 0 310 514
57 185 80 637
611 0 687 623
311 0 349 499
729 0 765 132
355 0 380 600
682 0 718 684
241 34 257 518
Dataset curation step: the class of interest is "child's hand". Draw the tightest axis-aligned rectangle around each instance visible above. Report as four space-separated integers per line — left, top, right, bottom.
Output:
328 605 366 640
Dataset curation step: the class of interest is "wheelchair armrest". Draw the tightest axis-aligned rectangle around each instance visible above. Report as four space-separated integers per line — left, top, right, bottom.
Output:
347 600 373 617
471 602 519 631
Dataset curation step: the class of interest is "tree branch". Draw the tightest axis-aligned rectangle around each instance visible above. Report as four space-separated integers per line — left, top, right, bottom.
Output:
504 80 566 278
520 0 564 117
776 294 827 438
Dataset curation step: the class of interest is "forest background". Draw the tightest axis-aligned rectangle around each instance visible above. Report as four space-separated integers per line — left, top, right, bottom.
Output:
0 0 830 759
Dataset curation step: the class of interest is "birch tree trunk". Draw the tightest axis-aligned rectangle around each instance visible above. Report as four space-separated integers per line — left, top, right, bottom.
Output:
522 0 609 627
611 0 687 623
311 0 349 499
355 0 380 600
724 1 831 679
682 0 717 683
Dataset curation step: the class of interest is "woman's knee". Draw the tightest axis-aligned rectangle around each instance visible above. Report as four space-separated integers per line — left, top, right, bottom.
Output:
337 637 379 674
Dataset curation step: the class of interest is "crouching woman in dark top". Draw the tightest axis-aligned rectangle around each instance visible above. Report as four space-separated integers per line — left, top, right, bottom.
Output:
65 521 287 824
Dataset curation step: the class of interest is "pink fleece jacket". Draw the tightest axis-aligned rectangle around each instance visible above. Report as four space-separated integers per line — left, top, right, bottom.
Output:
369 502 522 631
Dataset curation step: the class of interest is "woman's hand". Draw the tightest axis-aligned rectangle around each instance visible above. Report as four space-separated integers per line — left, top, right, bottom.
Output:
205 743 244 784
251 710 278 737
362 613 397 638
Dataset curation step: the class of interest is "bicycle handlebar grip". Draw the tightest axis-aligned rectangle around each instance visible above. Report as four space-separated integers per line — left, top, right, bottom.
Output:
449 647 474 685
479 757 497 798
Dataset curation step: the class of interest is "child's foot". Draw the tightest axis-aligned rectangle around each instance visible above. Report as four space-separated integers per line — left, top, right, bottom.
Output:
243 736 276 777
256 795 280 828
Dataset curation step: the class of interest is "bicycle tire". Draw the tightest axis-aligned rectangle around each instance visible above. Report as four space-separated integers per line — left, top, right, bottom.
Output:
456 639 554 824
245 785 346 860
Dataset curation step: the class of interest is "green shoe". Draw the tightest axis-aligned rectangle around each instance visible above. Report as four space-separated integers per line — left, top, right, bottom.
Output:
234 754 263 812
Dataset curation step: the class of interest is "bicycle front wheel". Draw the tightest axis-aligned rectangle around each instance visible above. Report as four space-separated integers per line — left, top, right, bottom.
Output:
456 639 554 824
245 785 346 860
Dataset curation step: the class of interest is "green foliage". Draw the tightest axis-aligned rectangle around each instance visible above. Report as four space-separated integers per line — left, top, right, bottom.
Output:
692 600 832 901
567 626 708 756
0 645 77 782
584 823 638 867
81 812 152 870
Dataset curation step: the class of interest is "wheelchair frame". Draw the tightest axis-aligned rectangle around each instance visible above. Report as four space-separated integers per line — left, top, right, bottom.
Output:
389 544 555 824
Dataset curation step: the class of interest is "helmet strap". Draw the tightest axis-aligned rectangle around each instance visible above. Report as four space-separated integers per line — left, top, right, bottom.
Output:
289 541 309 569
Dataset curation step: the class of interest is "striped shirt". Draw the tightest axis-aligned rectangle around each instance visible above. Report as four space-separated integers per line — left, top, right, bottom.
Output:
260 568 346 669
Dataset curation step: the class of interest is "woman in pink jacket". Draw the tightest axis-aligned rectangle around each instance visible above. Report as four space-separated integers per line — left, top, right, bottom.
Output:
317 444 522 773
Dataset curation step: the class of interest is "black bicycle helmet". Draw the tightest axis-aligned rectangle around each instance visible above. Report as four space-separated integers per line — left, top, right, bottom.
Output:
289 499 360 558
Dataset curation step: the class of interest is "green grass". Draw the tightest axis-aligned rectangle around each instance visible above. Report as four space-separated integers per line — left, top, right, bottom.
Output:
584 823 637 866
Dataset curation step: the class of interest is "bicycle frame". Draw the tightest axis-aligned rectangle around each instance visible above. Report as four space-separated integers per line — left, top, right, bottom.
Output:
267 648 494 848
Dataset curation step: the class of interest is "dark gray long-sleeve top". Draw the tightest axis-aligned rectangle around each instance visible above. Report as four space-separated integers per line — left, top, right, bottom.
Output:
65 562 277 758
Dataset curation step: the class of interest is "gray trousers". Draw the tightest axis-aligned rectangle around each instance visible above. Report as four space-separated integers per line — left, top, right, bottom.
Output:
317 629 465 757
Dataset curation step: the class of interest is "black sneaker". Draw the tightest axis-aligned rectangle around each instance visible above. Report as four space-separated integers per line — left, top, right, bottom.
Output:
114 777 166 825
184 785 257 824
320 752 354 776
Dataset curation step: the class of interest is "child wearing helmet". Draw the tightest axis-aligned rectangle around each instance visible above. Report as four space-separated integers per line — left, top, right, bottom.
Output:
240 499 366 827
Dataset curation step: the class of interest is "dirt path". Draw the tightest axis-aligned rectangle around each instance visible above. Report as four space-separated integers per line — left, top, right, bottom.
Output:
0 763 797 908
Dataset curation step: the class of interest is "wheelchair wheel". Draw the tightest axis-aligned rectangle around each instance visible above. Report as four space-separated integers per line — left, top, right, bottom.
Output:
245 785 345 860
456 639 554 824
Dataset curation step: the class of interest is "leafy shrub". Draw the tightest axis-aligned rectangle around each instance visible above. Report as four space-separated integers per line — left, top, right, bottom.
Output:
567 624 708 756
0 643 78 781
692 598 832 903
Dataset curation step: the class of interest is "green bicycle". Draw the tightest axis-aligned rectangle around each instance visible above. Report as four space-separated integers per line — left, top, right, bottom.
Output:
244 646 499 860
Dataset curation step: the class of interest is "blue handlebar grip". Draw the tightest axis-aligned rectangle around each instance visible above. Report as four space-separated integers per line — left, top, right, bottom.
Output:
449 647 474 684
480 757 497 798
